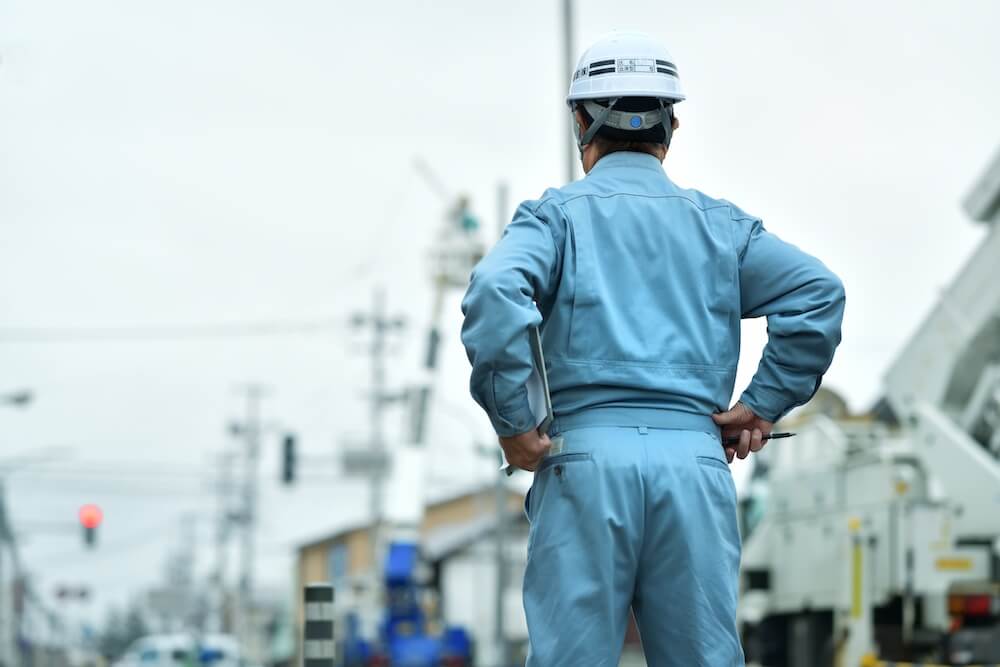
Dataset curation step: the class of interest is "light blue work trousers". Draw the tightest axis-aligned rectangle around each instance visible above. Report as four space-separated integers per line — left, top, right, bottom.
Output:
523 409 745 667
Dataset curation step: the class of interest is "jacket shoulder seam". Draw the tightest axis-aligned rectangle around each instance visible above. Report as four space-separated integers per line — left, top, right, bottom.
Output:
557 191 732 213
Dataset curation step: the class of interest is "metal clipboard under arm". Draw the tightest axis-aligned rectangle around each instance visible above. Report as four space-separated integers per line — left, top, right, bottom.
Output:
501 326 555 476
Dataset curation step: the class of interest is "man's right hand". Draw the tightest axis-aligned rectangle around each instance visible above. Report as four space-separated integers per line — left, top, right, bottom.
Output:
499 430 552 472
712 401 774 463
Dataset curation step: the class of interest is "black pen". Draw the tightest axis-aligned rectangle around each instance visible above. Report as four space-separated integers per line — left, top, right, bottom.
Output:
723 431 796 446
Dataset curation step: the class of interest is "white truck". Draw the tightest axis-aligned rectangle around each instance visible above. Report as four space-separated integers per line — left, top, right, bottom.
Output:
738 147 1000 667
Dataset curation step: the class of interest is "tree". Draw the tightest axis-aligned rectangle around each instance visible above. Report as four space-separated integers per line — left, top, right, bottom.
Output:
97 602 149 661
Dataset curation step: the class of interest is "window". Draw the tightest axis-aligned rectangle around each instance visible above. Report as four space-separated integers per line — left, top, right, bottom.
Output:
328 542 348 582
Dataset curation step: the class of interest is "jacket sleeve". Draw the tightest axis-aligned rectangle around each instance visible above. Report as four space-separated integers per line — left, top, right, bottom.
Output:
737 218 846 422
460 200 562 437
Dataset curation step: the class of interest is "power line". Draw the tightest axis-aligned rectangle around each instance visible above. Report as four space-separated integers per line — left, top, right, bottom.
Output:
28 516 195 568
0 239 409 345
1 456 236 481
12 463 216 479
8 479 213 498
0 317 346 343
8 462 345 489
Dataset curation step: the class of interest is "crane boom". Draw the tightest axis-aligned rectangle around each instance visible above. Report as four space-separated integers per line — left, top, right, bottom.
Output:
885 149 1000 423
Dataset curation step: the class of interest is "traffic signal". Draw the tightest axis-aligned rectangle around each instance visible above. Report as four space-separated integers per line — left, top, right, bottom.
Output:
282 434 296 485
78 504 103 549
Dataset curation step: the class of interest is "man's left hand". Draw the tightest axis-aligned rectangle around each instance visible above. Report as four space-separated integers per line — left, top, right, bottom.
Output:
712 401 774 463
499 430 551 472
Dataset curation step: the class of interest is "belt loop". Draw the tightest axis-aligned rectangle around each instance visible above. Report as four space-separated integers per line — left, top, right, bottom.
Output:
638 425 649 435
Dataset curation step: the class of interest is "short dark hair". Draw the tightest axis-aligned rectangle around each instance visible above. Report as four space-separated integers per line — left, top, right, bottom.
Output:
578 96 673 157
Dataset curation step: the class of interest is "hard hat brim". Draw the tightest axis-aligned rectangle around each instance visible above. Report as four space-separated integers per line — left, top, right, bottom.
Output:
566 74 686 107
566 90 686 107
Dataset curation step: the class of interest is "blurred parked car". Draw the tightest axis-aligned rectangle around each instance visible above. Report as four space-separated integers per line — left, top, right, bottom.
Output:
111 633 241 667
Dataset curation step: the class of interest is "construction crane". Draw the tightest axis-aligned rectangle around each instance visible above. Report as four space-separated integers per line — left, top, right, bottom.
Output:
408 158 485 447
737 146 1000 667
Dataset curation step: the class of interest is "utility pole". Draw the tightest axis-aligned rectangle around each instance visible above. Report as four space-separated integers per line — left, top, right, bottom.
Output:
212 451 236 633
0 481 25 667
562 0 576 184
492 470 510 666
0 396 35 667
371 289 387 569
231 384 268 657
0 480 10 667
351 289 405 573
492 183 512 667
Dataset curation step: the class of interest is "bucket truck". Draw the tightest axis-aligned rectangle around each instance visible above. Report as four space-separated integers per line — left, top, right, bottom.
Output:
738 147 1000 667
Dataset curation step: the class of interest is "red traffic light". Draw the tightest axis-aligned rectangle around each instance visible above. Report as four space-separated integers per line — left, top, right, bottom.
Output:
78 504 103 529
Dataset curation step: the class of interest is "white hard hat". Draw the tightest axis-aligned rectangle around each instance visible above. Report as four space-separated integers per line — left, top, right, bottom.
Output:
566 31 684 149
566 31 685 106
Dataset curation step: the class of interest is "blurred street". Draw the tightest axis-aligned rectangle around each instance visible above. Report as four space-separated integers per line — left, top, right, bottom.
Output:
3 1 1000 666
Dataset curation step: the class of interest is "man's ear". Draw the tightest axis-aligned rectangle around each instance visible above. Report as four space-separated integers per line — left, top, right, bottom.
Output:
574 109 590 141
671 114 680 131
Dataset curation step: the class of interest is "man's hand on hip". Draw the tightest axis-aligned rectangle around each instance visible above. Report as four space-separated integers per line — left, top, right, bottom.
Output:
712 401 774 463
499 430 552 472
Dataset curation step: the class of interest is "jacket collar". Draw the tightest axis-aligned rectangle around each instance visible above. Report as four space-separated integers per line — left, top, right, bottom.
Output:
588 150 665 175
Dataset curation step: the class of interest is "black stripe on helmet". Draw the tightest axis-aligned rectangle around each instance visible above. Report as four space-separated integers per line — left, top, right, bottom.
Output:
589 67 616 76
589 59 615 68
655 59 676 69
657 67 678 76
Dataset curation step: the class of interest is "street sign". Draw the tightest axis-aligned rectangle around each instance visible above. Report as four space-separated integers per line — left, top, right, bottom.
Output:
54 585 90 602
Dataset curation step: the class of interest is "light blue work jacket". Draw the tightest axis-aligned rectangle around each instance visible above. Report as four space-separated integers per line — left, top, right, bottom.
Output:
461 151 845 437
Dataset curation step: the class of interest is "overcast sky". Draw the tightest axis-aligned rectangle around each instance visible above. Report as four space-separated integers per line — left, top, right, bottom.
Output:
2 0 999 632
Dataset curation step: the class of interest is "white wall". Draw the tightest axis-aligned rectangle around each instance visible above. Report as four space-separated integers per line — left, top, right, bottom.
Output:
439 529 529 666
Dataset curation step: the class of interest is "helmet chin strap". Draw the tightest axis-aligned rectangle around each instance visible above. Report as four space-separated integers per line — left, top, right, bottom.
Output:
576 97 619 152
575 98 675 155
659 100 674 149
